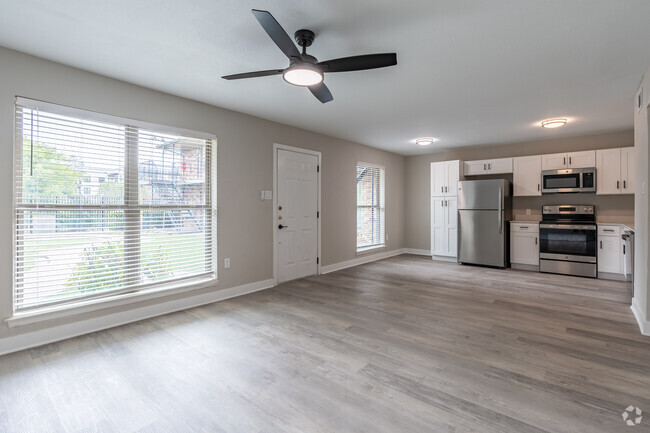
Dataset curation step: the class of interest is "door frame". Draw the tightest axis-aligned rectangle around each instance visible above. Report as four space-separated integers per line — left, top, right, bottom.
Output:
273 143 322 285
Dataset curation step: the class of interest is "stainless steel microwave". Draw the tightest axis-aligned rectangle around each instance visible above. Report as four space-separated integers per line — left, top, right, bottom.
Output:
541 168 596 193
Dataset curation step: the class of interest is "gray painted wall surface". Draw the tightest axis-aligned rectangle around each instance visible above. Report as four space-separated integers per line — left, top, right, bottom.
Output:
0 46 406 341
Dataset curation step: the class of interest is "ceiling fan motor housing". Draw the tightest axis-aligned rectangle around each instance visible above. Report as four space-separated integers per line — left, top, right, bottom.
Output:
294 29 315 47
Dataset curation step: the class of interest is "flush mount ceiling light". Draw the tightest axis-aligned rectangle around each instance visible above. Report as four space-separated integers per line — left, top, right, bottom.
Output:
416 137 438 146
282 62 324 87
541 118 567 128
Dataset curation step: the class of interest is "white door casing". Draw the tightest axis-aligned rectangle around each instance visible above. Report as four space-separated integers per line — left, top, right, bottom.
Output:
276 147 319 283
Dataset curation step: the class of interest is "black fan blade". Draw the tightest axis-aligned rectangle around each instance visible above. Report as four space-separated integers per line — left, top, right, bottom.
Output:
317 53 397 73
252 9 302 61
309 82 333 103
222 69 284 80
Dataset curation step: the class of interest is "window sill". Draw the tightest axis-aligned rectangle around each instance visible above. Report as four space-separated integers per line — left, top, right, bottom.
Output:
6 276 218 328
356 245 386 255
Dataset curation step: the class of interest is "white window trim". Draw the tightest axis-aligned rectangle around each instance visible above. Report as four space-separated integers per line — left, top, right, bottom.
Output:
6 275 218 328
356 162 386 252
12 97 218 318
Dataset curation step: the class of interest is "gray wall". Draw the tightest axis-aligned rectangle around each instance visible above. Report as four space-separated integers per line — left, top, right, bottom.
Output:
406 130 635 251
0 46 406 342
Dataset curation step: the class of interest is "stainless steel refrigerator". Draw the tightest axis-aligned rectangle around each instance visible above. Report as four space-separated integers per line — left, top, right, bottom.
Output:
457 179 511 268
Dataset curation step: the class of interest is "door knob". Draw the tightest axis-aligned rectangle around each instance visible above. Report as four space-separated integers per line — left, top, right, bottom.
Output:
278 224 288 229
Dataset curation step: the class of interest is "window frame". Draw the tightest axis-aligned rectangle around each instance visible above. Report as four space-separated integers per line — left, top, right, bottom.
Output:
356 162 386 253
12 97 217 318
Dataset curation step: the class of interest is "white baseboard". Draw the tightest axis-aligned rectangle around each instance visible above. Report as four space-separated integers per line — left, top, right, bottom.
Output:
403 248 431 256
631 297 650 336
0 279 275 356
431 255 457 263
321 249 404 274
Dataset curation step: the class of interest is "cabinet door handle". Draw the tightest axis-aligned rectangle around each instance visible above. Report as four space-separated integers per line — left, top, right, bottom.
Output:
488 163 491 170
441 186 444 193
484 163 486 170
603 229 614 232
623 180 626 189
537 184 540 191
535 237 538 245
617 180 620 189
600 241 603 249
624 245 626 254
569 156 572 165
445 186 448 193
520 226 529 229
564 157 566 165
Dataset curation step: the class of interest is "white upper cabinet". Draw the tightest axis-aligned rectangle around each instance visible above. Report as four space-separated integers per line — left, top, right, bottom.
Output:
596 147 634 195
541 151 595 170
621 147 635 194
513 155 542 196
568 151 596 169
541 153 567 170
431 160 460 196
463 158 513 176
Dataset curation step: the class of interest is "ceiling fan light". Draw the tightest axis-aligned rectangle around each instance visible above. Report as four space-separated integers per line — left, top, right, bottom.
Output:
283 64 323 87
541 118 567 128
416 137 438 146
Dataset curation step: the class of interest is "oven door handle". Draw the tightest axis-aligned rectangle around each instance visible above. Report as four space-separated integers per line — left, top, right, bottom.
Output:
539 224 597 230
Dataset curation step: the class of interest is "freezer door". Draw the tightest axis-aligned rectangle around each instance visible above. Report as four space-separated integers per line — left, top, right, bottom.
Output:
458 180 505 210
458 209 505 267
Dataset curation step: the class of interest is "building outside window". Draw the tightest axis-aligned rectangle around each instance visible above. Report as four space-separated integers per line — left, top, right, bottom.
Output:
356 163 385 251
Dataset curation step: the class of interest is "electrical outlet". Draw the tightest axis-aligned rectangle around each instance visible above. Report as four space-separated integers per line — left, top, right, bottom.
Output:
224 258 230 268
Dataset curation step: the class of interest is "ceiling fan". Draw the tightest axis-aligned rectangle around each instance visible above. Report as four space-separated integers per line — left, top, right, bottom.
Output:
222 9 398 103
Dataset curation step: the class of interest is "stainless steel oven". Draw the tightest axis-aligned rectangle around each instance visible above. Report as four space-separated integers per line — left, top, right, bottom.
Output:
539 205 597 278
541 168 596 193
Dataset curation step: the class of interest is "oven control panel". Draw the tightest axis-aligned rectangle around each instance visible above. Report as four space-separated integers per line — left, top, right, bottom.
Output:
543 205 594 215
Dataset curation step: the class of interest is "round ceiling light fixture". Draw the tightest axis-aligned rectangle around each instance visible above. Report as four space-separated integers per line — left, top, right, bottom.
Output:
541 118 567 129
416 137 438 146
283 63 324 87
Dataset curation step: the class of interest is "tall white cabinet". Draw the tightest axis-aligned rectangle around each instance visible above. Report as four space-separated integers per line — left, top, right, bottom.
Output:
431 161 460 258
431 160 460 196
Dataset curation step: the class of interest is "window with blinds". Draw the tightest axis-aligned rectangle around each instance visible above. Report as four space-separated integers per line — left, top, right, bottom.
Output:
13 98 216 313
356 164 385 251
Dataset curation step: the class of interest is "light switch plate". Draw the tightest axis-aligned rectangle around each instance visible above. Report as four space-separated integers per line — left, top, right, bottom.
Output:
264 190 273 200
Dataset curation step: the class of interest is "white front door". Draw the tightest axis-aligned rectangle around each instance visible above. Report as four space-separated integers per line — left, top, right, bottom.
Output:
277 148 319 283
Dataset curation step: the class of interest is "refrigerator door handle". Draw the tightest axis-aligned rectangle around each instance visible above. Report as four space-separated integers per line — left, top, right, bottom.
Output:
498 187 502 234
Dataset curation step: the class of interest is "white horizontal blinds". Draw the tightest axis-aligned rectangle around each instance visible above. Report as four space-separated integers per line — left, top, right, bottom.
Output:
14 100 215 312
356 164 385 249
137 130 212 282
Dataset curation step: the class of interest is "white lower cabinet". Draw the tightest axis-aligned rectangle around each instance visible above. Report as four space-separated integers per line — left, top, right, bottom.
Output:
431 196 457 257
510 223 539 268
598 225 624 278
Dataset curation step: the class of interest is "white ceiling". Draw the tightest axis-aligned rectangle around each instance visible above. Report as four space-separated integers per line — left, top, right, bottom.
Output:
1 0 649 155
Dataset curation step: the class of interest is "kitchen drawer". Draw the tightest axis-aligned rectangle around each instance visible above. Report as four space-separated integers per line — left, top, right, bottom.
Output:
511 222 539 233
598 225 620 237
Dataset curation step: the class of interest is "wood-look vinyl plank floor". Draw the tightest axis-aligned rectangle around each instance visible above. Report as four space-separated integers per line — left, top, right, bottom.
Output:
1 254 649 432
